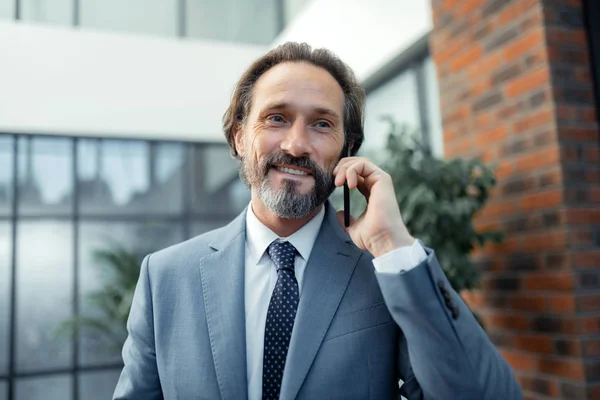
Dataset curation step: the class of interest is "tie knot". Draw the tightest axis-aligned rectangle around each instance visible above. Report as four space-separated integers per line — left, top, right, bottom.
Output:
267 241 296 272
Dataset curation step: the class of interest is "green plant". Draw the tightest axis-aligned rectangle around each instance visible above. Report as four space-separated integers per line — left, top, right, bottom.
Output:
380 117 502 292
333 117 502 294
55 244 142 354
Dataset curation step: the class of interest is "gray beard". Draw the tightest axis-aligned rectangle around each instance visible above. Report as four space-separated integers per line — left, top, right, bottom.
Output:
256 178 321 219
239 159 335 219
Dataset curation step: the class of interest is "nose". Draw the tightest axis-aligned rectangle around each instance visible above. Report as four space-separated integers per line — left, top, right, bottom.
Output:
280 119 311 158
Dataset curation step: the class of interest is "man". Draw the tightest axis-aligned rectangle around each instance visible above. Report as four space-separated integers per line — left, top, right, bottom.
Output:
113 42 522 399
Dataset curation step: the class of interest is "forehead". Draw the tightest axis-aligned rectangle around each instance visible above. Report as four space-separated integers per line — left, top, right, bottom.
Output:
251 62 345 114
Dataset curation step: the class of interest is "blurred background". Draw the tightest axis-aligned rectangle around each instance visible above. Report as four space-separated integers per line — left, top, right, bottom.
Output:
0 0 598 399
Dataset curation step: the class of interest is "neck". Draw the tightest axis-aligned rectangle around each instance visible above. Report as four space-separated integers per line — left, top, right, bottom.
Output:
250 192 323 237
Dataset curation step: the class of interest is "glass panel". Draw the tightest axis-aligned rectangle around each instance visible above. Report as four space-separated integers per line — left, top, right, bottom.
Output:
364 69 421 160
423 57 445 157
186 0 279 44
0 223 10 375
17 136 73 216
190 145 249 216
78 369 121 400
0 0 14 20
79 140 185 215
15 221 73 372
80 0 177 37
21 0 73 26
0 135 12 216
78 221 183 366
15 374 72 400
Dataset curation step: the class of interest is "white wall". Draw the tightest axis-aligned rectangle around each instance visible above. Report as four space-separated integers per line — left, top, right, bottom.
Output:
273 0 432 82
0 22 266 142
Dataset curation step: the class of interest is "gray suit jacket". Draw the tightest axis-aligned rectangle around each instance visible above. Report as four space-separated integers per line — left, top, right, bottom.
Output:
113 203 522 399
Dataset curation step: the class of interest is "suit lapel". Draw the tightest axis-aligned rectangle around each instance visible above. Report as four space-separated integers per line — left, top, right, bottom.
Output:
280 203 362 400
199 211 248 400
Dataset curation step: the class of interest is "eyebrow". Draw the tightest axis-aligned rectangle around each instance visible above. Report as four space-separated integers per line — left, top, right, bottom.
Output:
262 102 341 122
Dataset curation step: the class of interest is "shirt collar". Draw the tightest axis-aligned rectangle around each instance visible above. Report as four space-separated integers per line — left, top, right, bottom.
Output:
245 203 325 266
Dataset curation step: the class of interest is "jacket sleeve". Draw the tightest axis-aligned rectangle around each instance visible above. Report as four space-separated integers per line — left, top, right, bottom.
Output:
376 244 522 400
113 254 164 400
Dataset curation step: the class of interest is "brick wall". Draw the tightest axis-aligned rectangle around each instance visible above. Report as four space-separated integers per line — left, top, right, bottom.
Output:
430 0 600 398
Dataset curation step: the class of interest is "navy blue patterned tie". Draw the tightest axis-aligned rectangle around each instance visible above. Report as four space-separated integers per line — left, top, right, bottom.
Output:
262 241 299 400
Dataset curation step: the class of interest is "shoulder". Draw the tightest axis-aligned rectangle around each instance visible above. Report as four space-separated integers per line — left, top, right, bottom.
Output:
144 224 229 275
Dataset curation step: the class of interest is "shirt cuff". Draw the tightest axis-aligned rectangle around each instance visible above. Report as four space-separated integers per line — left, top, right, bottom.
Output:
372 239 427 274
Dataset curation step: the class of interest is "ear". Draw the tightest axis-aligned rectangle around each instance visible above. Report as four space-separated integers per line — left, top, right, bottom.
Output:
233 124 245 157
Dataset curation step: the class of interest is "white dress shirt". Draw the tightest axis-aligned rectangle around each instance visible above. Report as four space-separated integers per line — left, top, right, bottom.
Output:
244 204 427 400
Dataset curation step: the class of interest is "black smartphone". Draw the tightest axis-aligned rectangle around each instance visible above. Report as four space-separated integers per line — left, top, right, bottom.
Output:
343 145 351 227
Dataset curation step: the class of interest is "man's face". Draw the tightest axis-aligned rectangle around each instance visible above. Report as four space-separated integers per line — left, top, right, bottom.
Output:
235 62 346 219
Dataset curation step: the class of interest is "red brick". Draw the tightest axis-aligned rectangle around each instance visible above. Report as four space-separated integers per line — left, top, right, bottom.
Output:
509 294 547 312
484 312 529 331
504 28 545 61
581 317 600 334
586 146 599 162
584 339 600 357
571 29 587 46
558 127 599 142
460 0 485 14
475 126 507 146
519 189 562 210
572 251 600 268
519 375 560 397
521 230 568 252
435 39 465 66
549 295 576 313
570 229 594 247
506 67 550 98
524 272 574 291
514 145 560 173
480 199 517 218
537 168 562 187
513 109 555 134
578 295 600 312
536 358 585 380
451 45 483 71
565 208 600 225
498 1 536 26
555 338 582 357
513 335 554 354
468 52 505 80
500 349 535 372
496 161 515 180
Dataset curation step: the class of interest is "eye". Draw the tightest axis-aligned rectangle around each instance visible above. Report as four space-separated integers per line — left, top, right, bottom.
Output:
314 120 332 129
266 114 286 124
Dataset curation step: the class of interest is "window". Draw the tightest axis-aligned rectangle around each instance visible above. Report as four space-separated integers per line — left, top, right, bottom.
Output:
363 38 444 159
0 0 14 20
0 133 245 400
364 69 421 158
17 137 73 217
186 0 281 44
20 0 72 26
80 0 178 37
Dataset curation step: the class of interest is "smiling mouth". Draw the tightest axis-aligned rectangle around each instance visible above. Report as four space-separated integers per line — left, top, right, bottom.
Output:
272 165 312 176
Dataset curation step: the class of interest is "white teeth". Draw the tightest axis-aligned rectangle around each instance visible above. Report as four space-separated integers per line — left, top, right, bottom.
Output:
275 166 309 176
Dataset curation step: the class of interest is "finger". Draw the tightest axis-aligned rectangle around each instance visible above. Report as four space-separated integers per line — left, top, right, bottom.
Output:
333 161 353 187
356 175 370 200
346 167 358 189
346 158 385 182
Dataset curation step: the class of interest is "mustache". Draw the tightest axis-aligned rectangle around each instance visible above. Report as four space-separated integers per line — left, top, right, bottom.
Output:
263 152 322 176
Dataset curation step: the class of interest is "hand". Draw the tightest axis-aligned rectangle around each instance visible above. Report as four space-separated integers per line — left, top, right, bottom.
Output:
333 157 414 258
